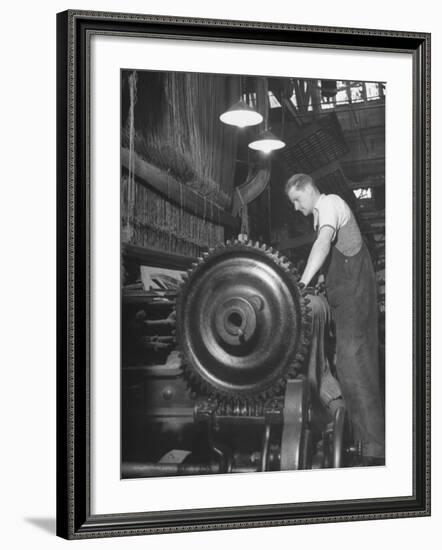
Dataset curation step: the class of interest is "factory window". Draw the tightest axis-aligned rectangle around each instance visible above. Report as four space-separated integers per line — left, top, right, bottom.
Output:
335 85 350 105
366 82 381 100
269 92 281 108
350 83 364 103
353 188 372 200
320 81 384 109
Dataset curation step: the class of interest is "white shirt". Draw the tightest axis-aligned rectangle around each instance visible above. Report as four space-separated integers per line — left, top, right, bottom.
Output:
313 193 362 256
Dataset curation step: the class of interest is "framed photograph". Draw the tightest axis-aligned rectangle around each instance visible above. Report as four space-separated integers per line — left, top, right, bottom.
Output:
56 9 430 539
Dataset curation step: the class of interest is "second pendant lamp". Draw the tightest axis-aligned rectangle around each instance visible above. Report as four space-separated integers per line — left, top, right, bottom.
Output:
248 77 286 154
249 129 286 154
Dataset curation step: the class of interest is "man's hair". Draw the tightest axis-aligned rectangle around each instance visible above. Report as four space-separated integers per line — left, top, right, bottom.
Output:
284 173 315 196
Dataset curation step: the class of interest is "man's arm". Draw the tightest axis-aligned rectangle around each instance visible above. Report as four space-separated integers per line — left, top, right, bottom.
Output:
300 226 335 287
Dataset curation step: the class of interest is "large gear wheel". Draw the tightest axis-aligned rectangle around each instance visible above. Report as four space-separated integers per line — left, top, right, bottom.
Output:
176 240 312 402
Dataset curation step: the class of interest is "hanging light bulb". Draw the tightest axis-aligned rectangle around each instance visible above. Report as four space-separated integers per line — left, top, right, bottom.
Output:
219 100 263 128
248 129 286 154
247 77 285 153
219 75 263 128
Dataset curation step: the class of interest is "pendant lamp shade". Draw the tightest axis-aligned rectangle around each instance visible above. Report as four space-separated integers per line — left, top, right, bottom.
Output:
219 100 263 128
248 129 286 153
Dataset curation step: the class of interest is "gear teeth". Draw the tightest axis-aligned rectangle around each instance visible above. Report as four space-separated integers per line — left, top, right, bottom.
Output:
254 241 260 248
260 243 268 251
247 239 253 246
233 238 239 244
191 262 198 269
226 240 232 245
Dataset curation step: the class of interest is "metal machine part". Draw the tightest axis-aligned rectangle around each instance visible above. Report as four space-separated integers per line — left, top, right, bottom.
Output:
122 240 359 477
176 240 312 402
280 378 311 470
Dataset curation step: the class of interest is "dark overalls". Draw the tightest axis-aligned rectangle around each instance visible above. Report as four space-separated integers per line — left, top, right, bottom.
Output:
325 240 385 460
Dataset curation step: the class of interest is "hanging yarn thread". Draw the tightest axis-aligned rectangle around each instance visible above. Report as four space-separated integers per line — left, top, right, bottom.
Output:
236 187 249 239
121 70 228 256
121 176 223 257
123 70 138 242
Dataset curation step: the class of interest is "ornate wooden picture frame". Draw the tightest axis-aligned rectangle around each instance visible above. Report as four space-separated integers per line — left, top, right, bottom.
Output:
56 10 430 539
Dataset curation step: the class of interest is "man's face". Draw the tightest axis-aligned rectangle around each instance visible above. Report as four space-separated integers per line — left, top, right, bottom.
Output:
287 185 315 216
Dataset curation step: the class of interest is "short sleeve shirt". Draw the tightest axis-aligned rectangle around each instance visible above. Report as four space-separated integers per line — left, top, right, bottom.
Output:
313 194 362 256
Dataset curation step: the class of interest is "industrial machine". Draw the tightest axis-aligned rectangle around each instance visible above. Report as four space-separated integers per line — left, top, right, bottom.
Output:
122 240 358 478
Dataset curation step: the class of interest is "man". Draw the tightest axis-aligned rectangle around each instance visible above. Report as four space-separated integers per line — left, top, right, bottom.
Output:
285 173 385 465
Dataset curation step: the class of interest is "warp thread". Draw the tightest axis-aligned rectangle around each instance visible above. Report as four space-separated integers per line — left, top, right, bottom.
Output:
121 176 224 256
125 70 138 241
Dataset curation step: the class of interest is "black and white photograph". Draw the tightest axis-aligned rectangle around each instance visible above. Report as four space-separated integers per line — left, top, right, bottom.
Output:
52 7 430 542
120 70 386 478
0 0 437 546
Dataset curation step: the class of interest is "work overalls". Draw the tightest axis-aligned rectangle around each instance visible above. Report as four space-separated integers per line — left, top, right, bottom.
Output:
325 240 385 460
